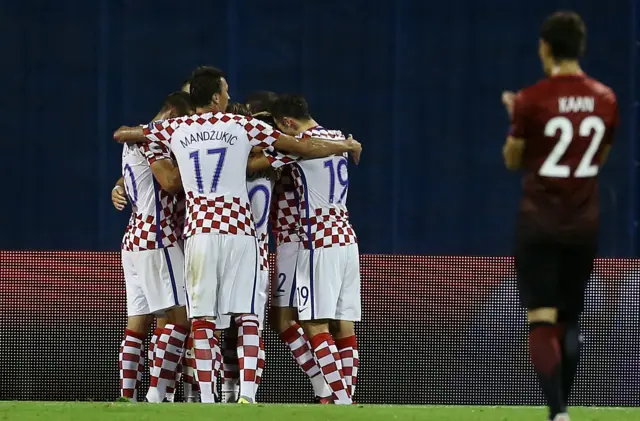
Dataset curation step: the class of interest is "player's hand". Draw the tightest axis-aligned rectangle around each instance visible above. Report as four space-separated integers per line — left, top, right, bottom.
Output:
502 91 516 117
346 135 362 165
111 185 128 211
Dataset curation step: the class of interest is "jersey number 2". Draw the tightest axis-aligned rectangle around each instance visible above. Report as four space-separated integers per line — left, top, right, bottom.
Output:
539 116 606 178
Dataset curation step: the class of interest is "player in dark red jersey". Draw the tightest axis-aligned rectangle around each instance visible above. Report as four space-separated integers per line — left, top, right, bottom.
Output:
501 11 618 421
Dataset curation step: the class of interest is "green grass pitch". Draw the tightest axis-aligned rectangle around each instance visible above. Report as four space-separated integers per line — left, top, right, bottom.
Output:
1 402 638 421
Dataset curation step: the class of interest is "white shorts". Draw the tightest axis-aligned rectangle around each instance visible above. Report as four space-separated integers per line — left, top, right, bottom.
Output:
184 233 260 319
215 270 268 331
295 244 361 321
121 245 186 317
272 242 301 307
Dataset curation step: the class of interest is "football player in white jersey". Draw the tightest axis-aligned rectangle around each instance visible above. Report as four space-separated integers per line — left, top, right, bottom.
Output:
114 91 192 403
217 101 273 403
243 94 335 403
266 94 361 404
113 66 362 404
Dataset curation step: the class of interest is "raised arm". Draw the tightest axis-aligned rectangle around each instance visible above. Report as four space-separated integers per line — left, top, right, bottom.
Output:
114 126 146 144
274 134 362 164
502 91 526 170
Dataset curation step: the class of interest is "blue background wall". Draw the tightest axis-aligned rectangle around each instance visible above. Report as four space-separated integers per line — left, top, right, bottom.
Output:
3 0 638 256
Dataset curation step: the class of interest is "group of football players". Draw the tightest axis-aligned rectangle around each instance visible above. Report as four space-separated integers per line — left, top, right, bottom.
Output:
110 9 621 421
111 66 362 405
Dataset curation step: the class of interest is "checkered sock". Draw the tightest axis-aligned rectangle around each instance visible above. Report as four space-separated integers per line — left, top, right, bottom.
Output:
134 351 144 401
222 327 240 403
147 324 188 403
256 334 265 387
336 335 359 399
148 327 163 372
280 324 332 398
165 362 182 402
119 329 146 400
182 332 199 401
192 320 222 403
309 332 351 405
236 314 260 402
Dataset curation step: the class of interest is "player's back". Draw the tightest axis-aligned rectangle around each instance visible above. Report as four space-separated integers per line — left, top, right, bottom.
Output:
169 112 257 237
121 143 177 250
515 74 618 241
293 126 356 249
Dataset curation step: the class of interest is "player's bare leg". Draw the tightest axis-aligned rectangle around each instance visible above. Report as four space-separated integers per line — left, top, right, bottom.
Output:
331 320 359 400
271 306 333 402
146 306 189 403
221 324 240 403
527 307 568 420
234 314 261 404
191 317 222 403
119 314 153 402
302 320 351 405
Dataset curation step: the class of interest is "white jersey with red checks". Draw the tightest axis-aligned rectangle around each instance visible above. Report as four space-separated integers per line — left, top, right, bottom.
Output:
247 171 275 271
290 126 357 249
268 159 302 246
120 141 180 251
143 112 281 238
172 191 186 240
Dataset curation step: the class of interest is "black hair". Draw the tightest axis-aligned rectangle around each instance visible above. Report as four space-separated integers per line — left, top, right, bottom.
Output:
246 91 278 114
162 91 194 117
270 94 311 121
189 66 225 107
540 11 586 60
226 102 251 117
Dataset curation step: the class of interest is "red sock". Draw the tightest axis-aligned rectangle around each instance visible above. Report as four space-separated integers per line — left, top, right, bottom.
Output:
280 324 331 398
147 324 188 402
119 329 146 400
309 332 351 404
256 334 265 386
335 335 359 399
529 323 565 418
236 315 260 402
192 320 221 403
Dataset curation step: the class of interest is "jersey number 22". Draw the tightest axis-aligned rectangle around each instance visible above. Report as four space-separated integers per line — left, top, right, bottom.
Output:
539 116 605 178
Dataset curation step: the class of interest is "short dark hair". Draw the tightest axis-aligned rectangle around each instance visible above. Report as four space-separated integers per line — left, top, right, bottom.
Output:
541 11 586 60
189 66 225 107
246 91 278 114
162 91 194 117
270 94 311 121
226 102 251 117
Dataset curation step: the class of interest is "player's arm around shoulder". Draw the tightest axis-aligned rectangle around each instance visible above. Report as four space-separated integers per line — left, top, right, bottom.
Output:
501 90 528 171
140 139 182 194
273 133 362 164
150 159 182 194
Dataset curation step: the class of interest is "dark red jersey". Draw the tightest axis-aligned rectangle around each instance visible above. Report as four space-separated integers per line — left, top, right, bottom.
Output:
510 73 618 242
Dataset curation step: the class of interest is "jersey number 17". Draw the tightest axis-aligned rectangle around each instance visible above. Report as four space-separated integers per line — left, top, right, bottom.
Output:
539 116 606 178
